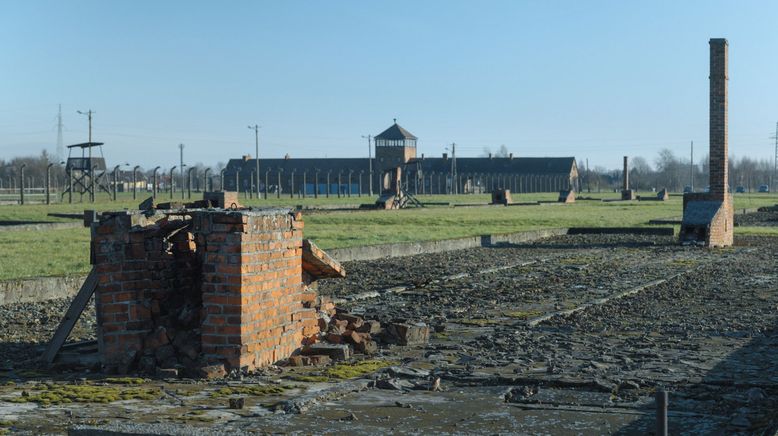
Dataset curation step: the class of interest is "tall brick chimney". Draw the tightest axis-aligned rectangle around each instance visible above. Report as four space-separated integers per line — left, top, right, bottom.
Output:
623 156 629 190
679 38 733 247
709 38 728 200
620 156 635 200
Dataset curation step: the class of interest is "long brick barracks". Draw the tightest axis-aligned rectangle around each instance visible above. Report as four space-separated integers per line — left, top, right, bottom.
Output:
223 122 579 195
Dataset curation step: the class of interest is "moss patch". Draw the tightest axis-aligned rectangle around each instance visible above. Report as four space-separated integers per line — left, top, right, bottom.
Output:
454 318 499 327
211 385 286 398
324 359 397 380
103 377 147 385
670 259 698 267
6 383 162 405
503 310 542 319
285 374 330 383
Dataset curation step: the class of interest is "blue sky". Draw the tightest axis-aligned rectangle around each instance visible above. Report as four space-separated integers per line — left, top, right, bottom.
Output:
2 1 778 169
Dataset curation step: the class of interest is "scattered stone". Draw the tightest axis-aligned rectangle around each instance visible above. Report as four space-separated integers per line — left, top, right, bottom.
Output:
355 340 378 355
356 320 382 335
307 355 332 366
376 378 413 390
384 322 429 346
198 363 226 379
229 397 245 409
302 343 351 361
156 367 179 378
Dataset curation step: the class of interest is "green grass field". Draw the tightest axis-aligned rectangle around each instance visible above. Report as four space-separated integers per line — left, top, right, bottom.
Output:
1 191 777 281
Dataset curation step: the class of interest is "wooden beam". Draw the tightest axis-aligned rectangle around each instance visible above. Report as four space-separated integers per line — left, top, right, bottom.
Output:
41 268 98 364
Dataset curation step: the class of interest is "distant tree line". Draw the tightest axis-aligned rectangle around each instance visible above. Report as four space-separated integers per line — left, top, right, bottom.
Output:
579 148 775 193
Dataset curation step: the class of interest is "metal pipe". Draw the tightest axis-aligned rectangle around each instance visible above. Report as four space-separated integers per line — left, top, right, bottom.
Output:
656 390 668 436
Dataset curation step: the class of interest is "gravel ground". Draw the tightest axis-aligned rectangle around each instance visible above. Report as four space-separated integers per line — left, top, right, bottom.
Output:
736 210 778 226
0 296 96 367
321 233 778 433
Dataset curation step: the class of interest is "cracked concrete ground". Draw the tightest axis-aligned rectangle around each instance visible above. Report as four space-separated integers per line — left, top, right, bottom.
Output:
1 233 777 434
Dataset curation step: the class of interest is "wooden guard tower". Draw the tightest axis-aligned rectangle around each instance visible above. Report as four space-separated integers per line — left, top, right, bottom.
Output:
62 142 109 203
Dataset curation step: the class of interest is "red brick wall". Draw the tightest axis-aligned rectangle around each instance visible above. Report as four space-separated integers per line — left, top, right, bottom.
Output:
194 210 316 370
92 209 319 374
92 212 200 373
708 195 734 247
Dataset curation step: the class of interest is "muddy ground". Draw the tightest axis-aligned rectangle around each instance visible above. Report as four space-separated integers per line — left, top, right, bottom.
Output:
1 233 778 434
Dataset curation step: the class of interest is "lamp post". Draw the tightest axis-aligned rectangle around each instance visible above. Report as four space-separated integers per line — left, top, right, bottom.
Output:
19 164 26 205
132 165 140 200
220 169 226 191
326 170 331 198
302 170 307 199
358 170 363 197
187 167 196 199
91 165 98 203
277 169 283 199
203 168 211 192
290 170 295 199
235 167 242 197
153 166 160 197
314 169 320 199
337 171 342 198
113 165 121 201
362 134 373 196
169 166 177 199
248 124 260 199
46 162 54 205
264 169 270 199
347 170 353 198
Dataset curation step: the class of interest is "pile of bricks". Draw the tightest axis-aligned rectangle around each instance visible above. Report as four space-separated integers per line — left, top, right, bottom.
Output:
91 205 344 377
287 311 431 366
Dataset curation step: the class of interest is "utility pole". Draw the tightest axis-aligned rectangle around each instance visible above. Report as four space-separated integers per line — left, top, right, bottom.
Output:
248 124 260 198
179 143 185 200
56 104 64 161
362 135 373 196
690 141 694 191
77 110 95 201
772 122 778 191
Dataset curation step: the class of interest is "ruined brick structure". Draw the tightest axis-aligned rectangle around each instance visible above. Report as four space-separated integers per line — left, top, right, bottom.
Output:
680 38 734 247
491 189 512 205
91 208 343 375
